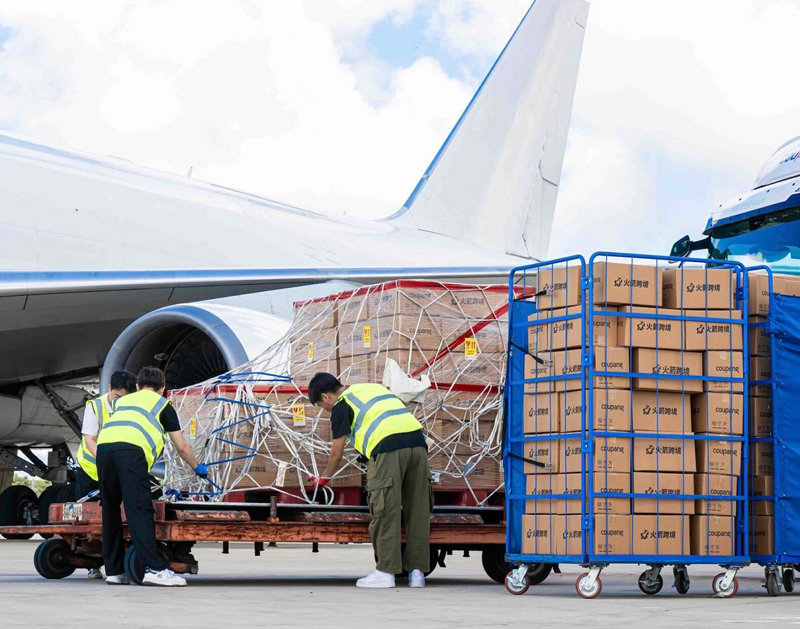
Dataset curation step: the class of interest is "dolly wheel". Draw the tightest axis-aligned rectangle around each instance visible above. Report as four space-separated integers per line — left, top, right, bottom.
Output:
504 570 530 595
766 570 780 597
712 572 738 598
674 568 690 595
124 546 146 585
33 538 76 579
783 569 795 593
575 572 602 599
638 571 663 595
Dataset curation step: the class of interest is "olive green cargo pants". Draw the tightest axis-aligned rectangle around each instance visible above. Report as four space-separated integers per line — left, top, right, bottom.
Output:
366 446 432 574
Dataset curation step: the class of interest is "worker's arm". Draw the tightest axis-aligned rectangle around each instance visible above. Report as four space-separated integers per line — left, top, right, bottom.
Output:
83 434 97 457
167 430 199 470
321 436 347 479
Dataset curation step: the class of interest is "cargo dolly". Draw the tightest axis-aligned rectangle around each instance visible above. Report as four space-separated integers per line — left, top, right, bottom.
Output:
0 497 540 585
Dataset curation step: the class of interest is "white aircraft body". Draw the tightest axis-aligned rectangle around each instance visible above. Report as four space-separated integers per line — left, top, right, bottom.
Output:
0 0 588 482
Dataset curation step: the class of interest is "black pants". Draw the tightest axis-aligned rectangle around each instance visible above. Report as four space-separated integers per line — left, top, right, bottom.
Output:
75 467 100 501
97 447 167 575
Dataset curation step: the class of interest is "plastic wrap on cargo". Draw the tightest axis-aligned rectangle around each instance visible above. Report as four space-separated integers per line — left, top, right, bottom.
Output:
166 280 510 505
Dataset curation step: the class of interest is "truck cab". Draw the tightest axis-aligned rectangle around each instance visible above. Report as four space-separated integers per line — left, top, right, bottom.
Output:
672 135 800 276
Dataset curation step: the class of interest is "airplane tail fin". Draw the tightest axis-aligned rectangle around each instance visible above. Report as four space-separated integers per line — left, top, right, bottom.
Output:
387 0 589 260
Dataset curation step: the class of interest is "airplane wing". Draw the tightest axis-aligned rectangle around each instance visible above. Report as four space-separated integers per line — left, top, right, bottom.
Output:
0 266 514 387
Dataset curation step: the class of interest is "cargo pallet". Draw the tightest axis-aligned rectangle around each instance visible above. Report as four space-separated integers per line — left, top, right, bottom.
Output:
0 498 517 584
504 253 753 598
746 266 800 596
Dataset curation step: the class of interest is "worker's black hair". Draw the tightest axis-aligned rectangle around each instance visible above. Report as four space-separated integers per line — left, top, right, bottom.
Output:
109 370 136 393
137 366 166 391
308 372 343 404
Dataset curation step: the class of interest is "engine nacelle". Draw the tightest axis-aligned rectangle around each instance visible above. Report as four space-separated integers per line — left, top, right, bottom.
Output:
101 303 290 391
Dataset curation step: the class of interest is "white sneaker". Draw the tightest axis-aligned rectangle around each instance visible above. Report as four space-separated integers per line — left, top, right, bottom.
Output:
356 570 395 588
408 569 425 588
87 568 104 580
105 574 129 585
142 568 187 587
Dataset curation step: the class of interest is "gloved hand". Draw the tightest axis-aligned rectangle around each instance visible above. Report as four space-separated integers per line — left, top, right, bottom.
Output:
194 463 209 479
309 475 329 489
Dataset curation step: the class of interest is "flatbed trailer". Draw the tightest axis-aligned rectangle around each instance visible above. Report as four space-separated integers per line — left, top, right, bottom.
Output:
0 499 555 585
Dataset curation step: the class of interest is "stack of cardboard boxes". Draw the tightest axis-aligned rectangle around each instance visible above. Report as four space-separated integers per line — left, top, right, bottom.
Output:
747 272 800 556
521 262 746 557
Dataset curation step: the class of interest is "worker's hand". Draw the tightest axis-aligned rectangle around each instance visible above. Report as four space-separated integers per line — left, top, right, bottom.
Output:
194 463 209 479
309 475 329 489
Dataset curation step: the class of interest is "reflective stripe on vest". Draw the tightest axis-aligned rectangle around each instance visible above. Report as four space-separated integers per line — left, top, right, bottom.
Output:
76 393 111 481
97 390 169 471
339 383 422 459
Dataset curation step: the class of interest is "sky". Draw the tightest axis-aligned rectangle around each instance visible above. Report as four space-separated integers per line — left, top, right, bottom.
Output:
0 0 798 260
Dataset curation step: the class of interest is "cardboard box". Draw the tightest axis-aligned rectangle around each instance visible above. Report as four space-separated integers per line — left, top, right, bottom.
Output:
369 284 441 318
591 472 631 514
778 274 800 297
527 311 549 352
523 353 552 394
337 291 371 324
592 261 662 307
633 437 696 472
447 319 508 355
523 392 560 434
430 455 503 490
691 393 744 435
289 326 338 366
631 391 692 434
593 514 632 554
525 473 582 514
592 388 632 432
691 515 735 556
748 319 770 356
293 358 339 387
751 442 774 476
617 307 683 349
750 396 772 438
594 436 632 473
633 472 695 514
695 439 742 476
589 306 620 346
523 437 577 474
747 273 777 316
560 391 585 433
544 306 582 351
443 288 509 319
294 297 337 328
632 349 704 393
536 264 583 310
663 267 734 310
704 351 744 393
631 515 690 555
684 310 743 351
750 515 774 555
594 346 630 389
338 355 375 384
377 349 505 387
750 475 774 516
695 473 737 516
750 356 772 397
533 306 621 352
521 514 583 556
338 320 377 354
551 348 584 392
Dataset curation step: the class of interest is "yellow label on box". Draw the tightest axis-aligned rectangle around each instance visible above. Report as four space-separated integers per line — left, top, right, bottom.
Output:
189 416 197 438
464 337 478 359
307 342 314 362
291 403 306 427
363 325 372 348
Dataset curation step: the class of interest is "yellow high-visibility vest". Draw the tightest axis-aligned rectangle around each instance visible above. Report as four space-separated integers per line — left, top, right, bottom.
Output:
339 383 422 459
97 389 169 471
75 394 111 481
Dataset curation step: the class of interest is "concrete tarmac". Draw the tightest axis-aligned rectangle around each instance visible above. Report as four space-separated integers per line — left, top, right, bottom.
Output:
1 539 798 628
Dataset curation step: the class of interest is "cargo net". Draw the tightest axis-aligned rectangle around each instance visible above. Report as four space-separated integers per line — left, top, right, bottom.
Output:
166 281 511 505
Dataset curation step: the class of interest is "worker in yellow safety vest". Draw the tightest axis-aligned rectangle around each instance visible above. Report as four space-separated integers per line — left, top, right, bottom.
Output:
308 373 432 589
73 370 136 579
96 366 207 587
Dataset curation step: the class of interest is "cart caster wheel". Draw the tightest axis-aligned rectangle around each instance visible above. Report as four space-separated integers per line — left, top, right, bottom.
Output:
33 538 76 579
766 570 780 597
712 572 738 598
783 569 795 593
674 569 690 595
124 546 146 585
638 571 663 595
504 571 530 595
575 572 602 599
